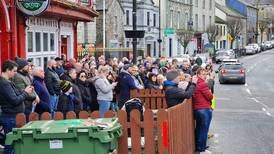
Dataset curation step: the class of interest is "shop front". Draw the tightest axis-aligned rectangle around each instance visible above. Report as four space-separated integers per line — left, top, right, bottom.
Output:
1 0 98 68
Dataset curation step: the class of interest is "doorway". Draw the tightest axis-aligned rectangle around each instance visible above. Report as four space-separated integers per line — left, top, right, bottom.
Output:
61 36 68 58
147 44 151 57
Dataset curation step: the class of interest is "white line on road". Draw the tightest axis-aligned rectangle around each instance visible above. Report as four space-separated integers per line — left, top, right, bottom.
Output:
262 108 266 112
266 112 272 117
244 83 248 87
246 88 252 95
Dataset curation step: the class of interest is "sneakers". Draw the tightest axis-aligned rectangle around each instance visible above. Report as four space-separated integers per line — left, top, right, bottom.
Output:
199 150 212 154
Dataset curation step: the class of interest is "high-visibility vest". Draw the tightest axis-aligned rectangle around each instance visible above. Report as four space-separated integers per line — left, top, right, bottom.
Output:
211 95 216 110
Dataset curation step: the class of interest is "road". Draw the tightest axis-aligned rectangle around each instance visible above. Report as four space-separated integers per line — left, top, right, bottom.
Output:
209 49 274 154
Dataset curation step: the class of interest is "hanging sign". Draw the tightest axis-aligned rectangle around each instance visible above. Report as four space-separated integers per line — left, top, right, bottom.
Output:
16 0 50 16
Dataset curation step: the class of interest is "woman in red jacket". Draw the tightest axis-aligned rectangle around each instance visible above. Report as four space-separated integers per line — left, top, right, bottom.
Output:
193 68 213 153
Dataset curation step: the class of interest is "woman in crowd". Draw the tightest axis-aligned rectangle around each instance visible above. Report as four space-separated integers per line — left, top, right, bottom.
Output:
146 73 160 89
192 68 213 154
76 71 93 111
94 65 118 117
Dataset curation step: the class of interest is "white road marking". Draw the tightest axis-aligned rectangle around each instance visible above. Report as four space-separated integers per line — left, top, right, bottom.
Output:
215 97 231 101
246 88 252 95
266 112 272 116
262 108 266 112
245 83 248 87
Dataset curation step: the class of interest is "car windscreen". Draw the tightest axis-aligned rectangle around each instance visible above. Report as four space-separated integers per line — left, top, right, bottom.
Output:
223 64 242 70
216 52 228 56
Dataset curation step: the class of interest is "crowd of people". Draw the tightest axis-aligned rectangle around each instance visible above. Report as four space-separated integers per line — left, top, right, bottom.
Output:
0 53 216 154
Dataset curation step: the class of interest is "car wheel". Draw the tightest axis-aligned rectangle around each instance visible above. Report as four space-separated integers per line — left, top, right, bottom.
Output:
219 80 224 84
241 79 246 84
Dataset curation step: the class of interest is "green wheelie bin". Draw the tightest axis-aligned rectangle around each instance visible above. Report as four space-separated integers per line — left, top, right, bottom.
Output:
6 118 122 154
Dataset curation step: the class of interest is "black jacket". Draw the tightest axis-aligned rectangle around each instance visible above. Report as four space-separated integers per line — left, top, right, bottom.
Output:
45 68 61 95
76 79 92 104
164 81 196 108
0 76 28 116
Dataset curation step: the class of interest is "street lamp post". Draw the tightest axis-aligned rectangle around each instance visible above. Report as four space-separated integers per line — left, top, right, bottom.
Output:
157 0 162 57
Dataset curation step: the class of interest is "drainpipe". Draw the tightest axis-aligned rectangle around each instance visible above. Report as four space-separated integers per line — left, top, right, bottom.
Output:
10 0 18 59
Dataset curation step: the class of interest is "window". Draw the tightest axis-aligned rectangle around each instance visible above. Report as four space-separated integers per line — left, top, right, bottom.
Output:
114 16 118 32
154 41 156 56
50 33 55 51
220 26 222 36
35 32 41 52
203 0 205 9
127 41 130 47
27 32 33 52
224 26 226 35
210 0 212 10
185 13 189 28
202 15 205 31
196 0 198 7
216 41 218 48
126 10 130 25
43 33 48 51
36 57 42 67
209 16 212 26
153 14 156 27
195 14 198 30
170 10 173 27
147 12 150 26
220 41 222 48
177 12 180 29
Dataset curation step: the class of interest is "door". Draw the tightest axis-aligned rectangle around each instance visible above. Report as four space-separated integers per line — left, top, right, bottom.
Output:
61 36 68 58
147 44 151 57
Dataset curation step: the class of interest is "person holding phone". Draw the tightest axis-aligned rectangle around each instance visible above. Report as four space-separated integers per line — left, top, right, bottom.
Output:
94 65 118 117
0 60 34 154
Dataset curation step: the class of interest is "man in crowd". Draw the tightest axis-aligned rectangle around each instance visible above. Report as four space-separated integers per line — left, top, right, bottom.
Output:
12 57 40 116
45 60 61 114
164 70 197 108
0 60 34 154
32 67 51 114
118 64 139 108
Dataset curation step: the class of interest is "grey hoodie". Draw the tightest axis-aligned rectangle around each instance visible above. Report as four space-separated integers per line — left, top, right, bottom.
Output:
94 76 115 101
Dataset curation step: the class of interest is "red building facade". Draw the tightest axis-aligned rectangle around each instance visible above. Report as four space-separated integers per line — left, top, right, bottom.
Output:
0 0 98 69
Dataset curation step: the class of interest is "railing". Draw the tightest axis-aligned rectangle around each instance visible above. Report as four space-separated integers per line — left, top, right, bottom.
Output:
16 100 195 154
130 89 167 109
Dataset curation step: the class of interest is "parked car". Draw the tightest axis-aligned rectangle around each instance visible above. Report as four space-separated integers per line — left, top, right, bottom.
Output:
245 44 257 55
218 63 246 84
259 43 266 51
264 41 272 50
215 49 235 63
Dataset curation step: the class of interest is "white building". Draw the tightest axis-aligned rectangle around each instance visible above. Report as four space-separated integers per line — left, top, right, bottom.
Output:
121 0 160 57
192 0 215 53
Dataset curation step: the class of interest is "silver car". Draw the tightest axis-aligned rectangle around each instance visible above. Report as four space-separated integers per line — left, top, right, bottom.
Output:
218 63 246 84
215 50 235 64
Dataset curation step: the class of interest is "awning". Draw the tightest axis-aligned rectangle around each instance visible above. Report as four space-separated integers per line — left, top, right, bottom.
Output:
43 0 99 22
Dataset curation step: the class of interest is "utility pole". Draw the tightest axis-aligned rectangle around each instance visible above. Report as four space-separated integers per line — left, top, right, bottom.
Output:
158 0 162 57
103 0 106 56
132 0 137 64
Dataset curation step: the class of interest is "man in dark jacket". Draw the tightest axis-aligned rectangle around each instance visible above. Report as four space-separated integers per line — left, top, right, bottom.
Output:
164 70 197 108
32 67 51 114
45 60 61 114
12 57 39 116
118 64 138 109
0 60 33 154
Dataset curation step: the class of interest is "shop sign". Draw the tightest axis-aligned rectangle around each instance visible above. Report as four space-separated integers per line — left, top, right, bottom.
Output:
16 0 49 16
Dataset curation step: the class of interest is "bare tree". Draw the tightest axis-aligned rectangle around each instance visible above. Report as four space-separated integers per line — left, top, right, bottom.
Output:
259 21 268 43
227 19 242 49
177 30 194 54
206 25 218 44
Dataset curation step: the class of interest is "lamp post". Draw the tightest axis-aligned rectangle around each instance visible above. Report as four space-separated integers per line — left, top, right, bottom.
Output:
157 0 162 57
103 0 106 56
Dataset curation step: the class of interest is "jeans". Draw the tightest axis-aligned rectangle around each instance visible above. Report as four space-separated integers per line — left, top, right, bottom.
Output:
194 109 212 152
98 100 111 118
111 102 119 112
0 116 16 154
49 94 59 115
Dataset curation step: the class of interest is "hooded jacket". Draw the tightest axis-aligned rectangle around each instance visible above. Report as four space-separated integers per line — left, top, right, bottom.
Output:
164 80 196 108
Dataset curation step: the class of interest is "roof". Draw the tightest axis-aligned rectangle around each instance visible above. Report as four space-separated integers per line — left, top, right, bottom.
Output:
238 0 257 9
96 0 124 12
216 3 247 19
215 16 226 24
240 0 274 5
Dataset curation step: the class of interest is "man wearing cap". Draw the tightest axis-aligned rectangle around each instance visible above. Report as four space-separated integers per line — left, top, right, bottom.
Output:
54 57 65 78
164 70 197 108
12 57 40 116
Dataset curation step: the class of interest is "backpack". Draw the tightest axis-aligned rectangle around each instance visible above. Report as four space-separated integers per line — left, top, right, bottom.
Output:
122 98 144 121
